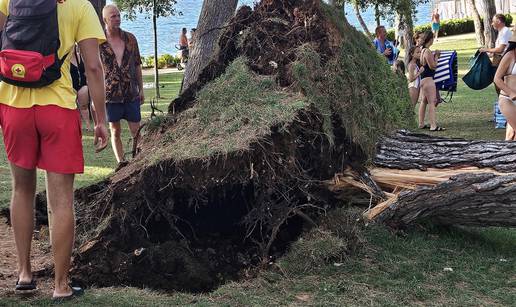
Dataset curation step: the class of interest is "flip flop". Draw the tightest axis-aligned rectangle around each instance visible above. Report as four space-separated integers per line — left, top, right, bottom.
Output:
430 126 446 131
15 279 37 291
419 124 430 129
52 286 84 302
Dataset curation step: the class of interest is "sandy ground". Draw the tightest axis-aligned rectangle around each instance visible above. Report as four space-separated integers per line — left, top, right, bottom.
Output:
0 217 53 299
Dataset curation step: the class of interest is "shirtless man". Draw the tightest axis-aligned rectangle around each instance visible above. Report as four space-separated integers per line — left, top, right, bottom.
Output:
179 27 189 64
431 8 440 41
101 4 144 170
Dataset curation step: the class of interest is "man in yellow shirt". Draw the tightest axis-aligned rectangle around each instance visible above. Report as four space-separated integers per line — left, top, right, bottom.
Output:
0 0 108 300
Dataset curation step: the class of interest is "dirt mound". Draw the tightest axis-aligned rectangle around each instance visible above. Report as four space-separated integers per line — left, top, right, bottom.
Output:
31 0 410 292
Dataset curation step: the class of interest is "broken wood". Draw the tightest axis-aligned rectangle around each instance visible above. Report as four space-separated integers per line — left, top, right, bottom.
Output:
331 131 516 227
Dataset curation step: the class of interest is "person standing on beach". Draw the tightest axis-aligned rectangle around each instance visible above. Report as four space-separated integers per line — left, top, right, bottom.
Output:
431 8 440 41
101 4 144 171
0 0 108 300
179 27 189 64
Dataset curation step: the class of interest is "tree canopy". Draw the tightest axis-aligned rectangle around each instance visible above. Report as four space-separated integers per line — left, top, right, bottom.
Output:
113 0 178 19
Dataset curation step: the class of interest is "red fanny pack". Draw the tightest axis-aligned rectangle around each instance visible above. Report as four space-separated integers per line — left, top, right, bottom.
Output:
0 49 55 82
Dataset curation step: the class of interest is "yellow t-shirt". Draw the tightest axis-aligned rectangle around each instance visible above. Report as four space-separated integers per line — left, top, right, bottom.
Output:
0 0 106 109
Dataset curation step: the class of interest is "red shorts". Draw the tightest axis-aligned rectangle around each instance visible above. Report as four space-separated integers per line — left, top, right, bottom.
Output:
0 104 84 174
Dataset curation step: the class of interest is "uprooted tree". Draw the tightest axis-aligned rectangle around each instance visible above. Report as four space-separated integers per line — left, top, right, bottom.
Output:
62 0 411 291
12 0 514 294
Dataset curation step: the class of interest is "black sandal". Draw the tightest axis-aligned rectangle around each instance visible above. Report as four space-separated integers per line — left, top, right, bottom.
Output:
52 286 84 302
419 124 430 129
15 279 37 291
430 126 446 131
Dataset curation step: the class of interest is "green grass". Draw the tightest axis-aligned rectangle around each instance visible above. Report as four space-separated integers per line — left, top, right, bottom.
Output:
146 57 307 162
0 33 515 306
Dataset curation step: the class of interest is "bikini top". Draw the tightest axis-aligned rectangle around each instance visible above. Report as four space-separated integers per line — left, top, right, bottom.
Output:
420 48 436 79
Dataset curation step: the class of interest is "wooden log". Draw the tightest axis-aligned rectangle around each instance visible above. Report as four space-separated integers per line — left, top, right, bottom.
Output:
376 173 516 227
330 131 516 227
375 130 516 172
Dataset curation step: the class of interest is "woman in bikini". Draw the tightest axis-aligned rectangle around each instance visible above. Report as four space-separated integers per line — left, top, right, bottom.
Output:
494 33 516 141
407 46 425 109
418 31 445 131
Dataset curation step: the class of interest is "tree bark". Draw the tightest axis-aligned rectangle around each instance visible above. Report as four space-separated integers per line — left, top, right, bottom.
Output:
332 131 516 228
353 2 372 39
181 0 238 93
376 173 516 227
153 0 160 98
402 14 414 66
466 0 485 46
374 131 516 172
480 0 496 48
374 4 381 27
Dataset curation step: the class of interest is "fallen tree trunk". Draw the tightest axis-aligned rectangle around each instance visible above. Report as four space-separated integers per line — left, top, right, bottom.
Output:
375 130 516 172
375 173 516 227
332 131 516 228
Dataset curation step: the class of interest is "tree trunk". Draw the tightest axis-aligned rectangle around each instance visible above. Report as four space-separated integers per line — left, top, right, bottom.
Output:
181 0 238 93
374 4 381 27
481 0 496 48
87 0 106 25
402 11 414 67
376 172 516 227
353 2 372 39
332 131 516 228
466 0 485 46
374 131 516 172
153 0 160 98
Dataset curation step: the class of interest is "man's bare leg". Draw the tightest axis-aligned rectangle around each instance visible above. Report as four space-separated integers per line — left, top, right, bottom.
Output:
45 172 75 297
109 121 124 162
9 163 36 285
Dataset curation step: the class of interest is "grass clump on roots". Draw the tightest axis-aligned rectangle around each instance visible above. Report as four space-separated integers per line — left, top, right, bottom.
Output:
151 57 307 162
292 34 413 156
277 207 365 276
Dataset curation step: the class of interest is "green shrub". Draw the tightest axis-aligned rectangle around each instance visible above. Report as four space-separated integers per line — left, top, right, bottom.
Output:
157 56 167 69
144 56 155 68
159 54 175 67
505 13 513 26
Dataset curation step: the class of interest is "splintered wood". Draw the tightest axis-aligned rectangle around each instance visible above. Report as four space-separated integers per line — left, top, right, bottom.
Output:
331 166 515 221
330 131 516 227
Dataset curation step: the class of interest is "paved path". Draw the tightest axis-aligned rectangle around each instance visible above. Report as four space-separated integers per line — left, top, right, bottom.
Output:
142 67 181 76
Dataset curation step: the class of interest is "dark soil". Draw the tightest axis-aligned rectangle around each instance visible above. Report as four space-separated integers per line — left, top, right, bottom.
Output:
24 0 369 293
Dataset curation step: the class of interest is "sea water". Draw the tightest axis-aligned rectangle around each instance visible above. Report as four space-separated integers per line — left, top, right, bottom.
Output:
106 0 431 56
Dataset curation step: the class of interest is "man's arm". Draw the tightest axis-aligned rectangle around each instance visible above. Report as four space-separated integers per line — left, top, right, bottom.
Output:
79 38 109 152
480 44 506 54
